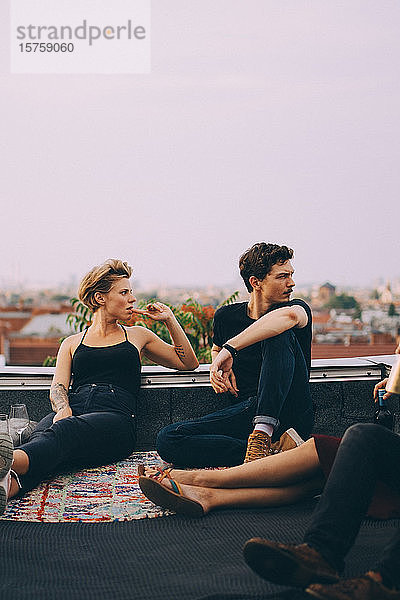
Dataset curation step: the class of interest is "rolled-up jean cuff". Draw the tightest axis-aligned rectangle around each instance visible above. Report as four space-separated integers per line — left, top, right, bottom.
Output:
252 415 279 430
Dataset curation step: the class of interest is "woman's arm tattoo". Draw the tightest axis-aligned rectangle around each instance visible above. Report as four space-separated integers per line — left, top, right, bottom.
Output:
50 382 69 412
174 344 186 360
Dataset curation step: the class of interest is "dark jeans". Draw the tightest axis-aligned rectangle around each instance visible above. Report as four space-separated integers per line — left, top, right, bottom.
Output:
156 330 313 467
304 423 400 585
18 384 136 494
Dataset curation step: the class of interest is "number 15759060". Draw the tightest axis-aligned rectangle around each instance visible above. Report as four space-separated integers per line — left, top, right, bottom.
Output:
19 42 74 52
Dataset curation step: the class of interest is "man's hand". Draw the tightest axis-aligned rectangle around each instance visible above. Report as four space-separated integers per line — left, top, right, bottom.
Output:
395 342 400 355
210 347 233 374
210 347 238 396
373 378 392 402
210 368 239 396
53 406 72 423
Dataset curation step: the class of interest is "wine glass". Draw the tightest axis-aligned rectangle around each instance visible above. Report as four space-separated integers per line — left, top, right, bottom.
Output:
9 404 29 445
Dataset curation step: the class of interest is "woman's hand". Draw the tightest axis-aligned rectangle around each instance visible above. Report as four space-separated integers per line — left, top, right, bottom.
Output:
132 302 174 323
53 405 73 423
135 303 199 371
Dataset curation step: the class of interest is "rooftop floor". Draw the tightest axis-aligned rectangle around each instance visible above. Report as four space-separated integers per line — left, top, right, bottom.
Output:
0 355 399 598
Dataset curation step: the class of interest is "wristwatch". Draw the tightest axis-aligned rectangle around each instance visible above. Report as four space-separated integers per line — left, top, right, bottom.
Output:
222 343 238 359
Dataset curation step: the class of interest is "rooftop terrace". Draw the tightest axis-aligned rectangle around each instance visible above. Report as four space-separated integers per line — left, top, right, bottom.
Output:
1 354 399 599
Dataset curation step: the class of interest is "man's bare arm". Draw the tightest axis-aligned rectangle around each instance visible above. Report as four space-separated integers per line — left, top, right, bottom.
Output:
225 305 308 351
211 345 221 362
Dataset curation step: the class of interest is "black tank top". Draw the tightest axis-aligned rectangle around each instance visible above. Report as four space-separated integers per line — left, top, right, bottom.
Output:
71 326 141 397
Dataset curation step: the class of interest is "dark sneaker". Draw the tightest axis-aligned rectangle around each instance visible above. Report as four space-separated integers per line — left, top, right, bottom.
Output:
243 538 339 588
244 431 271 463
306 574 400 599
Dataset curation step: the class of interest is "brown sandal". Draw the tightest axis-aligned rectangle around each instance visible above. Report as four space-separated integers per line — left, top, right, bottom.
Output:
137 463 173 479
139 476 204 517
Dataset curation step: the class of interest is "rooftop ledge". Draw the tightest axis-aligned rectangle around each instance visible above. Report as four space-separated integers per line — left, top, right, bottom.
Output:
0 355 396 390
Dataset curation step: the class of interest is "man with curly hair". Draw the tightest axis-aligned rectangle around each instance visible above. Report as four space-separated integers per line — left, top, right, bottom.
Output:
156 242 313 468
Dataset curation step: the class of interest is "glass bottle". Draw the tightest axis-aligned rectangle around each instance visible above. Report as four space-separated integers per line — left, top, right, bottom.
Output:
374 389 394 430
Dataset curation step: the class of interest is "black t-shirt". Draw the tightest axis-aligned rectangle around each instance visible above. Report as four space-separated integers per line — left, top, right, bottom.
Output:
212 299 312 401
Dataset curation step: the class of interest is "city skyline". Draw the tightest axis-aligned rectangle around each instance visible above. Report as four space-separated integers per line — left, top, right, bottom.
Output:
1 273 400 299
1 260 400 294
1 2 400 289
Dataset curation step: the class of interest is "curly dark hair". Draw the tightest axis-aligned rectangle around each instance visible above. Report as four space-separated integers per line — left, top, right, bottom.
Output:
239 243 294 293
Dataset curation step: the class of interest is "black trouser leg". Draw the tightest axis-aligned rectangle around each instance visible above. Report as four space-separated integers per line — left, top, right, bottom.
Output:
19 412 135 493
254 330 313 439
304 423 400 574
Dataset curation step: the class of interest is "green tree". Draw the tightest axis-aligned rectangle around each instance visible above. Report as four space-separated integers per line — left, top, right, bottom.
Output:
66 298 93 332
42 299 92 366
43 355 57 367
325 293 360 311
50 294 70 303
388 303 397 317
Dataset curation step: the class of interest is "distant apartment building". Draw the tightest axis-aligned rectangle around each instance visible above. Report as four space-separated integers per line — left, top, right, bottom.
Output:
318 282 336 304
311 305 400 359
0 306 72 366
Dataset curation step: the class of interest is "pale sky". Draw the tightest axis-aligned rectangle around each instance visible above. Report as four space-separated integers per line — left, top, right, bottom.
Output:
1 1 400 290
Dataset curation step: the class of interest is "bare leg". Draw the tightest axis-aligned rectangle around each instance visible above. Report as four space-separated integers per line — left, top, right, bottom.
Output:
146 438 321 488
8 449 29 499
162 475 325 514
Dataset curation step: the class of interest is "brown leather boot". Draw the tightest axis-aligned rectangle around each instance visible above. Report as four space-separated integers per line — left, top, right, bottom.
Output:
306 572 400 599
243 538 339 588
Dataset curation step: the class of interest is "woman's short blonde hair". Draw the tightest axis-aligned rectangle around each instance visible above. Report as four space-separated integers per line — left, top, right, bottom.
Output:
78 259 133 312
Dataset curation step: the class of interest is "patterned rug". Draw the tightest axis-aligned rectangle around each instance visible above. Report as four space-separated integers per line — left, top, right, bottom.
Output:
1 451 174 523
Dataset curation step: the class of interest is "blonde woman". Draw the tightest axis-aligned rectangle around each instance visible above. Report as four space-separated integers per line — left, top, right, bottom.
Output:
0 259 198 514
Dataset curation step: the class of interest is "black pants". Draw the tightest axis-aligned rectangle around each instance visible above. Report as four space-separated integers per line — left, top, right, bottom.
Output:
304 423 400 585
18 384 136 494
156 330 313 467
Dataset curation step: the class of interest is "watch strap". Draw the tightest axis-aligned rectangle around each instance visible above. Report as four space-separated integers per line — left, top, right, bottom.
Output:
222 343 238 359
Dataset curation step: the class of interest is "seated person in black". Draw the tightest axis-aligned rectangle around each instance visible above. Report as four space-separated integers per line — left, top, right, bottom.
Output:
156 242 313 468
243 420 400 600
0 259 198 514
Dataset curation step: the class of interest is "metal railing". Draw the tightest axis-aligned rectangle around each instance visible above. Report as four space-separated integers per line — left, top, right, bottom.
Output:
0 355 394 390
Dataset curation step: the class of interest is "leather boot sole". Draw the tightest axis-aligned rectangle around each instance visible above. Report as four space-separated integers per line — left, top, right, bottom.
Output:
243 538 339 588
